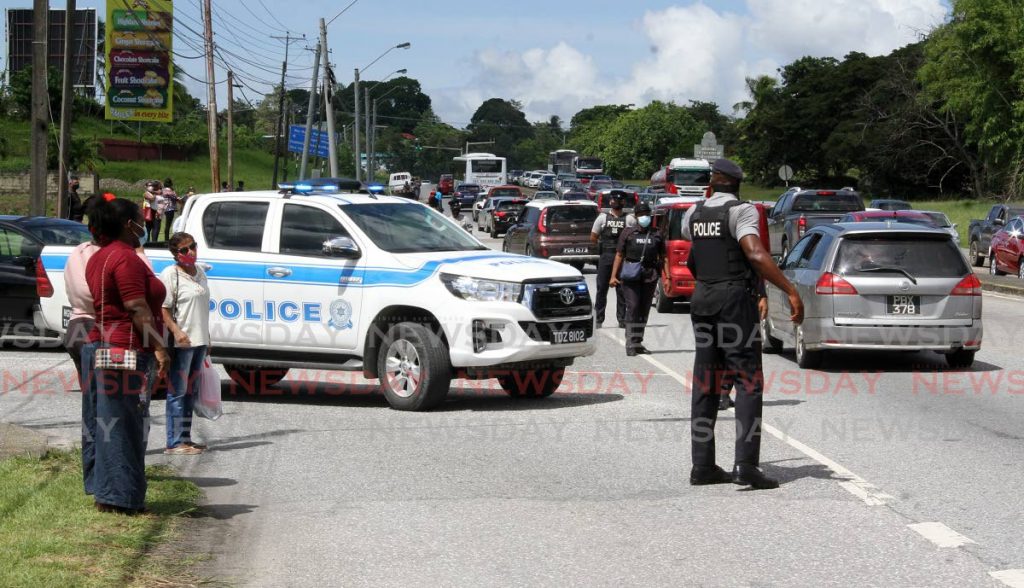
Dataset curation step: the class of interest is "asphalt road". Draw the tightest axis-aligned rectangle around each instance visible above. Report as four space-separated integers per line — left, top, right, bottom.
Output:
2 215 1023 587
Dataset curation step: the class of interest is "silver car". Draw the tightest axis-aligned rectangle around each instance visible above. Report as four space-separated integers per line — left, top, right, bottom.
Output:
918 210 961 245
763 223 982 369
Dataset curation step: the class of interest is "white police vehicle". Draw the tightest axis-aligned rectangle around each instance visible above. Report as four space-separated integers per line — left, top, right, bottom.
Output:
38 179 596 410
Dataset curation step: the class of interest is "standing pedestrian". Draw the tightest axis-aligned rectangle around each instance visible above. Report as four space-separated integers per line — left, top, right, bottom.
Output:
236 180 245 192
82 197 170 514
609 203 665 356
161 178 180 243
67 175 84 222
160 232 212 455
682 159 803 490
591 193 635 328
142 181 163 244
220 181 230 192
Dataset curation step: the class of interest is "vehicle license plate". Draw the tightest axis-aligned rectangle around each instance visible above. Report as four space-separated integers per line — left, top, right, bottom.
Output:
62 306 72 329
887 295 920 315
551 327 588 344
563 247 589 255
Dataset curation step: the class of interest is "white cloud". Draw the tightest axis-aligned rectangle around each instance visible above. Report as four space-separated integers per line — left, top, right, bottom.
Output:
429 0 948 125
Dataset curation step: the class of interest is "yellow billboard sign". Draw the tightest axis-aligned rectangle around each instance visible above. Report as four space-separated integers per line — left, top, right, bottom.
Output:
105 0 174 123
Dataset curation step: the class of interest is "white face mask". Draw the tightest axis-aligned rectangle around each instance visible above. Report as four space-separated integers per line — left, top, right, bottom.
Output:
637 215 652 228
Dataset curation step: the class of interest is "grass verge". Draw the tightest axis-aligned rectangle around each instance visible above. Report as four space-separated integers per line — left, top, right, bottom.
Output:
0 450 203 587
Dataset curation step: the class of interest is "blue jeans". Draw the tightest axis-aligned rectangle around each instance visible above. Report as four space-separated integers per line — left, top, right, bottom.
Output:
82 344 152 510
166 345 207 449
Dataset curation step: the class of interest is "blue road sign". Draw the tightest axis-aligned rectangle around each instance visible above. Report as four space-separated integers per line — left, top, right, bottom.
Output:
288 125 334 158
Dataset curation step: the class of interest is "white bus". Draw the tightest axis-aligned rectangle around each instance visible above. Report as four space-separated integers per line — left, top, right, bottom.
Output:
454 152 507 188
548 149 578 174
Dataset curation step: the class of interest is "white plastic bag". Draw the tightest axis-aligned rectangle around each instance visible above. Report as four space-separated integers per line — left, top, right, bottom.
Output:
194 357 223 420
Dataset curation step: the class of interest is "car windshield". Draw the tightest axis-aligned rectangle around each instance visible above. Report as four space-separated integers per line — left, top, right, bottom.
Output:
489 188 519 197
547 206 599 224
792 193 863 212
24 223 92 245
458 185 482 193
670 170 711 185
342 203 486 253
834 235 968 278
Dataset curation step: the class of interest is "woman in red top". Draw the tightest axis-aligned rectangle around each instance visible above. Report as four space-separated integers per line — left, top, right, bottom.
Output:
82 197 171 514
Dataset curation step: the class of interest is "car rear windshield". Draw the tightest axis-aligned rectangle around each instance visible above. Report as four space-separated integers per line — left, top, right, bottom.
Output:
547 206 599 224
670 170 710 185
342 203 486 253
459 185 482 192
921 212 952 227
792 193 863 212
834 235 968 278
497 200 526 210
489 188 520 197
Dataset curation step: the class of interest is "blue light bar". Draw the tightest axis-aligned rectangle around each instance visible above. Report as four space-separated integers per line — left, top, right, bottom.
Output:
367 184 385 193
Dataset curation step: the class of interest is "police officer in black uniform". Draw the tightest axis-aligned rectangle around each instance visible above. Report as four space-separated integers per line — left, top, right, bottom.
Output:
590 193 635 328
610 203 665 356
683 159 804 490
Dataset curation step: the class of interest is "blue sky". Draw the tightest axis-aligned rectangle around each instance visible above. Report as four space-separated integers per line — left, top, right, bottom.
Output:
3 0 950 126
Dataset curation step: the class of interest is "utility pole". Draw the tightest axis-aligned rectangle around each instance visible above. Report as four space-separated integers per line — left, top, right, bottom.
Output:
299 32 322 179
353 68 361 181
56 0 76 219
364 88 371 181
319 19 338 177
371 100 378 180
226 70 235 189
202 0 220 193
29 0 49 216
270 32 294 189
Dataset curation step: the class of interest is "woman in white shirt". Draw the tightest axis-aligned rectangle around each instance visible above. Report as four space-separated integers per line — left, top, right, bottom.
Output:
160 232 212 455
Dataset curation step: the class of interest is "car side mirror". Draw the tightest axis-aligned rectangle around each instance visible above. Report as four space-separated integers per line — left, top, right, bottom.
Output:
995 218 1005 226
323 236 361 259
12 255 35 269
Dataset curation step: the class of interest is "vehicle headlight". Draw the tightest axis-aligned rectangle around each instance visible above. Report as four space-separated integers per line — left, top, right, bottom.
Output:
440 273 522 303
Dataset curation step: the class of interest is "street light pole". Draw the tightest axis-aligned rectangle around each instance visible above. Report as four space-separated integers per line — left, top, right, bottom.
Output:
354 42 410 182
57 0 76 219
299 26 322 180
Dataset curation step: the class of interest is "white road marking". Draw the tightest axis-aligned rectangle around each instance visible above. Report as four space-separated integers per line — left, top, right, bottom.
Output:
908 522 976 548
990 570 1024 588
983 291 1024 302
599 328 895 505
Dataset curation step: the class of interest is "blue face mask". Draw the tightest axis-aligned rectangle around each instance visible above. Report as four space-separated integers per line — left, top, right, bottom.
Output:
637 215 652 228
131 220 148 246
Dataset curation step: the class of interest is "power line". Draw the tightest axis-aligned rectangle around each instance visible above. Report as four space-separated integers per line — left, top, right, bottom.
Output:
257 0 291 33
327 0 361 26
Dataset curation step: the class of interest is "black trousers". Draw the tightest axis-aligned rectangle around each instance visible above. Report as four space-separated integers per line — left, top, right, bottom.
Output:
690 286 764 468
594 252 625 325
163 210 176 241
621 279 657 349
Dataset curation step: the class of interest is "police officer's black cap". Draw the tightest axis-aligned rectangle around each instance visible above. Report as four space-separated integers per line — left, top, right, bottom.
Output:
635 203 652 215
711 158 744 181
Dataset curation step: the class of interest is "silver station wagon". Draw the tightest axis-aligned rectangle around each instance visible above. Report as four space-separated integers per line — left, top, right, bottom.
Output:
763 223 983 369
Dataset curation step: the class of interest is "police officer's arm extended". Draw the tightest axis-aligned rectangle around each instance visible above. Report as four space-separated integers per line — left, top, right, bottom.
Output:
738 235 804 324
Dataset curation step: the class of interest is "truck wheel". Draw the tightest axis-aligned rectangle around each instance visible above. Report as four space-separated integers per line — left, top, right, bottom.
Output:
969 240 984 267
990 250 1006 275
654 281 674 313
498 367 565 398
225 365 288 392
794 327 823 369
377 322 451 411
761 318 783 354
945 349 975 369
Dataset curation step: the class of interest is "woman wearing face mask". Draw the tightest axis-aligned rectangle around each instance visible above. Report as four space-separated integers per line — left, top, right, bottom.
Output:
610 203 667 356
159 232 212 455
83 197 170 514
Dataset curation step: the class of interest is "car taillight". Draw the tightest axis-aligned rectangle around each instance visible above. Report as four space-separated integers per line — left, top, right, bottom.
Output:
537 209 548 233
798 215 807 237
950 274 982 296
36 258 54 298
815 272 857 295
817 190 835 196
496 211 507 218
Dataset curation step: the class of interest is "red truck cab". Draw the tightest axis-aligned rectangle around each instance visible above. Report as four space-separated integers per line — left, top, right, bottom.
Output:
438 174 454 196
653 198 770 312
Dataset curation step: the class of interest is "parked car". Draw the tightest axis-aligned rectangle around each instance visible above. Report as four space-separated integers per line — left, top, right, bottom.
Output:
485 198 529 238
502 200 600 270
473 186 522 223
531 191 559 201
967 203 1024 267
762 223 982 369
437 174 454 196
870 198 912 211
0 215 92 335
838 210 937 226
452 183 484 208
988 215 1024 279
767 187 865 258
917 210 960 245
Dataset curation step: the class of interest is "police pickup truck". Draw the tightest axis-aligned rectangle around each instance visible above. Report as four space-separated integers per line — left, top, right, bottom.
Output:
37 180 596 411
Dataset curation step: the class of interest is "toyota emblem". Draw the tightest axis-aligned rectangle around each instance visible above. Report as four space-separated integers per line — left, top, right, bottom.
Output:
559 287 577 305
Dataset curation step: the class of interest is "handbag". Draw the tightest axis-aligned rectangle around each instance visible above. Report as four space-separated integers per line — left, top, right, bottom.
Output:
620 237 649 282
93 252 139 371
194 357 223 420
143 206 154 222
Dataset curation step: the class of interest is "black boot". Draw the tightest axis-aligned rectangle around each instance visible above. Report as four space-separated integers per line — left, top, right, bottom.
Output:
732 465 780 490
690 465 732 486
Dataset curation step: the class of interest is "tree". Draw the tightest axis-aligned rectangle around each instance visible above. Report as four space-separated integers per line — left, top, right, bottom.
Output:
467 98 533 159
602 101 702 179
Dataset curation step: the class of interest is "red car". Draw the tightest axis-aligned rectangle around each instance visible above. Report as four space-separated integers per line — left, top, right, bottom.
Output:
989 214 1024 279
438 174 454 196
652 199 770 312
839 210 937 226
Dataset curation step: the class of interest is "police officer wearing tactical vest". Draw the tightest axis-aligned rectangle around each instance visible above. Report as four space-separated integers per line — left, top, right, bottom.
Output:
610 203 666 356
590 193 636 328
682 158 804 490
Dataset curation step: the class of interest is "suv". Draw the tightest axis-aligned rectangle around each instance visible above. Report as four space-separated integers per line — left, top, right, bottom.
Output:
502 200 600 271
762 223 982 369
38 180 596 411
767 187 865 258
